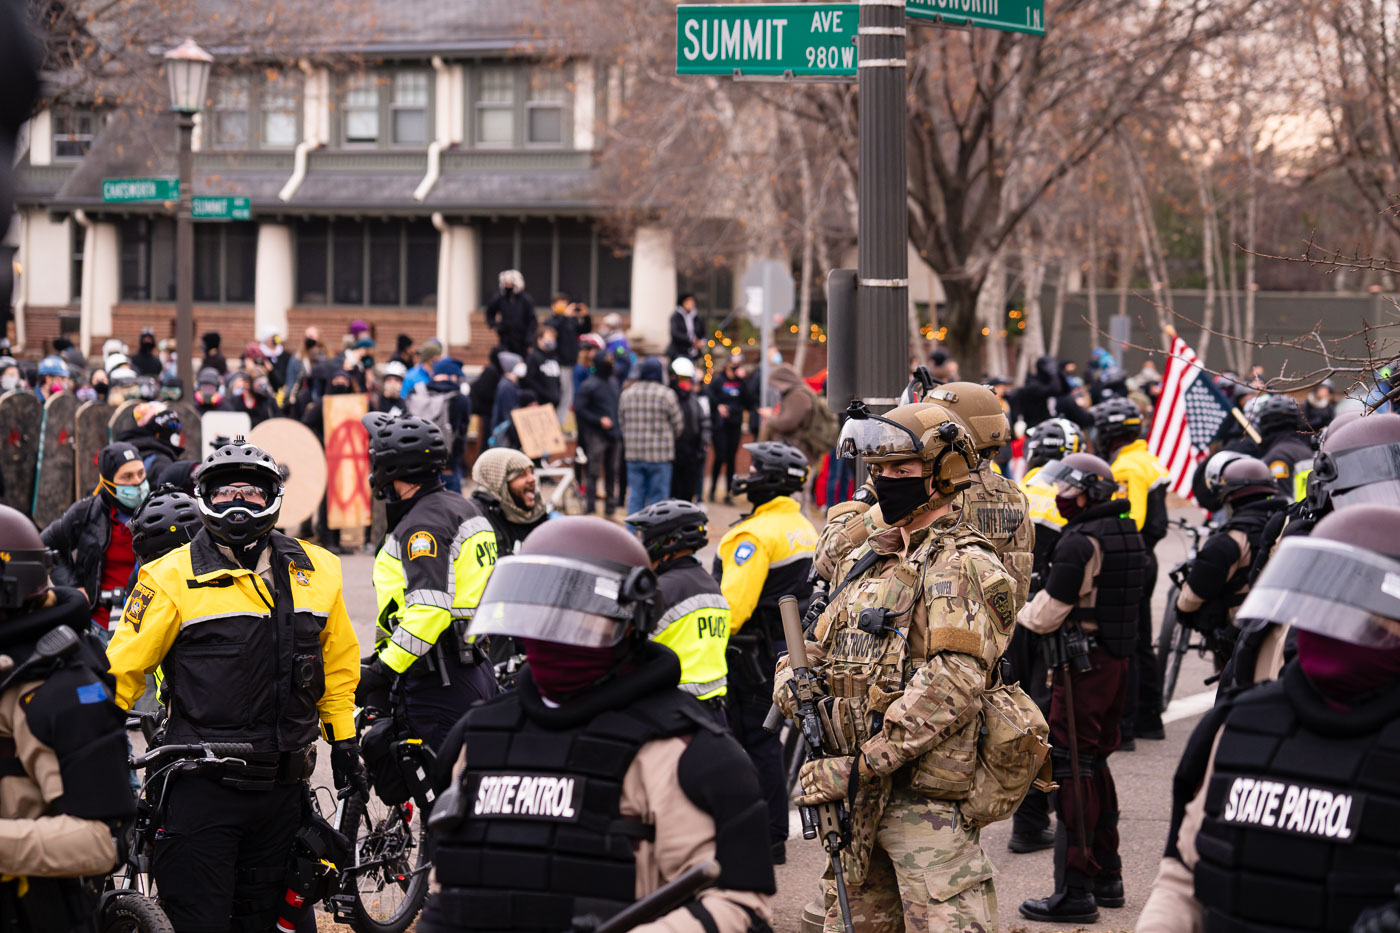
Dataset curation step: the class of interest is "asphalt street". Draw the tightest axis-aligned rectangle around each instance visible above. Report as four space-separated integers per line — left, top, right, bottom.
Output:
317 494 1213 932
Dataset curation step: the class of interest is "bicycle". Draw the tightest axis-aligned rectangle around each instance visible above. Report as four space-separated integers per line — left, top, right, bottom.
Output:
1154 517 1235 705
536 455 587 516
328 707 433 933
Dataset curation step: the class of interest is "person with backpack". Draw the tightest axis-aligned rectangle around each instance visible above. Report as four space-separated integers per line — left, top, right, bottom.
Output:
757 363 838 467
406 358 472 492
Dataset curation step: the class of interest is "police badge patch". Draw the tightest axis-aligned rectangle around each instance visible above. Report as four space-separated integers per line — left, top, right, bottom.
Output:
124 583 156 633
407 531 437 560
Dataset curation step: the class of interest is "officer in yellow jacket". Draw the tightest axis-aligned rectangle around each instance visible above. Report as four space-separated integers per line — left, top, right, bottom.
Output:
716 441 816 862
106 440 363 933
627 498 730 715
358 413 499 751
1090 397 1170 743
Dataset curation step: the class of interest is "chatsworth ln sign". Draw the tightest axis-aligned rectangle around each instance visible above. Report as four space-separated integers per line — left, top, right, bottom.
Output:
677 4 859 78
904 0 1044 36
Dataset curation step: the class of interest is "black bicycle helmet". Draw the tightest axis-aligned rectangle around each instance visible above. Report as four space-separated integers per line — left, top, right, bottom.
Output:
626 499 709 563
1252 393 1304 434
194 438 285 546
1090 397 1143 448
1026 418 1084 469
732 441 809 504
362 412 448 499
130 487 202 562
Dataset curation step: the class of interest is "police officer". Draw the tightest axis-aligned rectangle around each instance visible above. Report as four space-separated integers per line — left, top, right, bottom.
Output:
105 440 365 933
626 499 731 717
777 402 1015 932
1138 504 1400 933
1090 396 1170 743
470 447 549 556
1005 416 1085 854
360 413 499 751
1252 393 1315 498
715 440 816 862
1175 456 1287 663
0 505 133 933
1018 453 1147 923
812 479 877 584
420 517 775 933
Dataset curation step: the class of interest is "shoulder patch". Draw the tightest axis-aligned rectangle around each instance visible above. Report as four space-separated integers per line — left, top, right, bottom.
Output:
407 530 438 560
980 572 1016 635
124 583 155 633
289 561 312 586
76 682 109 704
732 541 756 566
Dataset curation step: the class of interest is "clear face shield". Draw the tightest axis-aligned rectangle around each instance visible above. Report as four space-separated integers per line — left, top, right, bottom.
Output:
836 415 923 461
1320 444 1400 510
1236 537 1400 649
468 554 651 648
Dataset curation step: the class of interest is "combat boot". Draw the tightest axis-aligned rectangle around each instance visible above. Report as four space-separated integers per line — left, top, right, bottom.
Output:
1094 874 1125 908
1019 871 1100 924
1007 829 1055 853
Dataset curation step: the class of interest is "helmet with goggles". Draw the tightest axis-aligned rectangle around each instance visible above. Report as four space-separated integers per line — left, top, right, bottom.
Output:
194 438 285 546
837 401 978 513
1308 413 1400 515
1028 452 1119 503
468 516 660 648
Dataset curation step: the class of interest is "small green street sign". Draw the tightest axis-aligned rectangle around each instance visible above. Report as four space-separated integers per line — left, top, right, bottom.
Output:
102 177 179 202
905 0 1044 36
677 3 859 78
192 196 252 221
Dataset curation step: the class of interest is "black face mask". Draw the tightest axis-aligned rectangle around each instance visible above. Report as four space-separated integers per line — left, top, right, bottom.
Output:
594 359 614 379
872 474 931 526
304 338 318 352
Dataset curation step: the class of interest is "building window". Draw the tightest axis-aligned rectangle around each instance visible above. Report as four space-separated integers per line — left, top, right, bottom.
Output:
295 218 438 307
526 68 566 146
479 219 630 310
343 74 381 145
211 76 250 148
193 225 257 303
52 109 97 160
118 218 176 302
475 67 515 146
392 72 430 145
71 221 85 303
261 71 300 148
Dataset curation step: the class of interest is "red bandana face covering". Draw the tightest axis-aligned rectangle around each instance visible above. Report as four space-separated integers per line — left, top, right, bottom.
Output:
1296 629 1400 709
522 639 623 703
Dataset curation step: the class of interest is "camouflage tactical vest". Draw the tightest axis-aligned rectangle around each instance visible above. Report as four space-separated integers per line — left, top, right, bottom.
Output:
958 465 1034 611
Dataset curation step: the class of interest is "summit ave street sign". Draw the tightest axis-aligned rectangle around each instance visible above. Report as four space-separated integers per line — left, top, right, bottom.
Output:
905 0 1044 36
677 4 858 78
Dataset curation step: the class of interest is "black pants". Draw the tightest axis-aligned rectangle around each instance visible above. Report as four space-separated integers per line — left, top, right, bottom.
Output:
1122 553 1163 735
711 422 743 495
581 429 621 511
1006 625 1052 836
403 649 500 753
726 636 788 843
671 447 704 502
152 775 303 933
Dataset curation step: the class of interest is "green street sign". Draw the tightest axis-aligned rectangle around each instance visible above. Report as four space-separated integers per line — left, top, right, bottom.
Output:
102 177 179 202
677 3 858 78
905 0 1044 35
192 196 252 221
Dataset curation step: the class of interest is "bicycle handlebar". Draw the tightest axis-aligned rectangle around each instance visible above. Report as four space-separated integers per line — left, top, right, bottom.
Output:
131 742 257 770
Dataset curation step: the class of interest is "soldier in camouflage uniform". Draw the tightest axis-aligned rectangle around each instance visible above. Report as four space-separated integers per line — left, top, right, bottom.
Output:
812 383 1033 615
776 402 1019 933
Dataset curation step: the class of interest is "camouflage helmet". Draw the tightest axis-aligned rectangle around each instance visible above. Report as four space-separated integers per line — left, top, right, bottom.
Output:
925 382 1011 456
837 402 978 506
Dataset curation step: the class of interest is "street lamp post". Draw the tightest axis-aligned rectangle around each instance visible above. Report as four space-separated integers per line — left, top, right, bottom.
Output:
163 38 212 402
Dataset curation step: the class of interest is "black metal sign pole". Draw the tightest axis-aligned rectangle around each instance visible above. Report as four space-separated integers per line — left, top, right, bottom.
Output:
855 0 909 411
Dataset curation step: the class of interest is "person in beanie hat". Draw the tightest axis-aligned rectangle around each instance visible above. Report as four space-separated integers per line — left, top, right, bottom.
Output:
471 447 548 557
403 337 442 397
201 331 227 374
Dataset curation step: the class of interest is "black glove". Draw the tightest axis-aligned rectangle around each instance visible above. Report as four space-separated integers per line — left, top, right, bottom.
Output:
355 656 393 713
1353 886 1400 933
802 592 829 633
330 738 370 801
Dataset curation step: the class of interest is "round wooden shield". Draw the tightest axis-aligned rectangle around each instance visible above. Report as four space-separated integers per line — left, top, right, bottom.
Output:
248 418 328 530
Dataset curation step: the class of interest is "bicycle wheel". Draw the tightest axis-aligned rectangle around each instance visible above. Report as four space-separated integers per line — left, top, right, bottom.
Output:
101 893 174 933
1156 585 1190 707
339 793 430 933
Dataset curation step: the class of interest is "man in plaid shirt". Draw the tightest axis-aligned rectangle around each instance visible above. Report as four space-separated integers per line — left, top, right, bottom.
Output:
620 357 685 515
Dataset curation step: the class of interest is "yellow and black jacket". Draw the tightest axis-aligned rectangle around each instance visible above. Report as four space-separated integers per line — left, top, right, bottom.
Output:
373 490 498 676
106 530 360 750
652 555 731 700
1110 439 1171 546
716 496 817 635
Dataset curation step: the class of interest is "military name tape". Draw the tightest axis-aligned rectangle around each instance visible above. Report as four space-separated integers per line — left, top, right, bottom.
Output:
1220 776 1363 843
471 772 584 822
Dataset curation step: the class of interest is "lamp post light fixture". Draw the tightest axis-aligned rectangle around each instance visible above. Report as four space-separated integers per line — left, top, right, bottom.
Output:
163 37 212 401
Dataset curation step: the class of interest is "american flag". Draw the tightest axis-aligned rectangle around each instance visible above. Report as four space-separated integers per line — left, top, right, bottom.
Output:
1148 334 1233 499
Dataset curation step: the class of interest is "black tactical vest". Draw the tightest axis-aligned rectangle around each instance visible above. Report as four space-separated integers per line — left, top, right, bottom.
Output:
1195 664 1400 933
423 651 708 933
1217 499 1287 608
1065 503 1147 658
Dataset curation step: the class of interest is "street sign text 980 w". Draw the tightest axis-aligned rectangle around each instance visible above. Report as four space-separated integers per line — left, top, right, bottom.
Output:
677 4 858 78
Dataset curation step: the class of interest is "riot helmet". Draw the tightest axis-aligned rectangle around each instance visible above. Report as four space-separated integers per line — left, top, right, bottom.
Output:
0 506 53 610
362 412 448 499
1026 418 1084 470
1216 456 1280 507
837 401 978 521
731 442 809 506
626 499 709 564
1090 397 1143 452
925 381 1010 458
469 516 661 648
1237 504 1400 648
194 439 284 546
1309 413 1400 514
130 487 202 562
1252 393 1305 435
1029 452 1120 503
